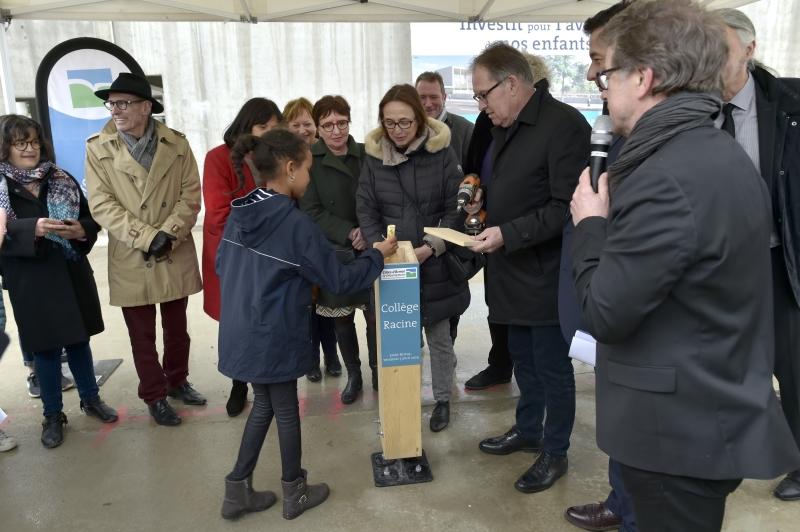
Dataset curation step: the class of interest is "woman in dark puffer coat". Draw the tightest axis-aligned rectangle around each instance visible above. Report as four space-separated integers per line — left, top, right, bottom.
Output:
357 84 469 433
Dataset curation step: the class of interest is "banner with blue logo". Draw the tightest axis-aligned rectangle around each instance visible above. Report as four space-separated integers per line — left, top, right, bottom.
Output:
35 38 143 189
378 264 421 367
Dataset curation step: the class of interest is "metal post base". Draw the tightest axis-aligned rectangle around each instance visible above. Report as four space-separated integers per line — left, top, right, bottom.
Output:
370 450 433 487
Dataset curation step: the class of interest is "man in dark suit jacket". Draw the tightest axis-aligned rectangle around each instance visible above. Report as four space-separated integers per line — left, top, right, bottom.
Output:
717 8 800 502
562 3 637 531
570 2 800 530
470 42 590 493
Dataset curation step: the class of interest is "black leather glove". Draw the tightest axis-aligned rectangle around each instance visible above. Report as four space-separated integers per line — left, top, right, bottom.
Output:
145 231 176 260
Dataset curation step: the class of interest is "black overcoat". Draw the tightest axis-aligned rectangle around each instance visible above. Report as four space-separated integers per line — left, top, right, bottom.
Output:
1 169 104 353
573 122 800 480
484 80 591 326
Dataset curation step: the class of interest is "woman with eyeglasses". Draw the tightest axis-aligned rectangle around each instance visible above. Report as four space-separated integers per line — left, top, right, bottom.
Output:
298 95 376 404
283 97 341 383
202 98 282 417
356 84 469 432
0 114 117 448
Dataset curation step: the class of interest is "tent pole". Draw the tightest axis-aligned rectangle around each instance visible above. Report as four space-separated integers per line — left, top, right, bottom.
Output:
0 13 16 115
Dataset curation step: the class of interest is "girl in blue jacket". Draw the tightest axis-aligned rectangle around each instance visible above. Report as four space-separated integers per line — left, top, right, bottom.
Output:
217 129 396 521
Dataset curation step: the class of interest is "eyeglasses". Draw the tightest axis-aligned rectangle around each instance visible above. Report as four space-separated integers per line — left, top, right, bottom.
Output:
595 67 623 91
383 119 415 130
319 120 350 132
473 77 508 103
12 139 41 151
104 99 145 111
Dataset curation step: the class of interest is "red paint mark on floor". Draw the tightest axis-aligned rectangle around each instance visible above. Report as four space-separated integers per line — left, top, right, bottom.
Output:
326 389 344 421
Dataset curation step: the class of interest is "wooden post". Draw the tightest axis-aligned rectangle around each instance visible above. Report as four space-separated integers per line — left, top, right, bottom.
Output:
374 241 422 459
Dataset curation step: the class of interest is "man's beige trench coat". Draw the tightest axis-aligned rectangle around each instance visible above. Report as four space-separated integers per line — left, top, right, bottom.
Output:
85 119 202 307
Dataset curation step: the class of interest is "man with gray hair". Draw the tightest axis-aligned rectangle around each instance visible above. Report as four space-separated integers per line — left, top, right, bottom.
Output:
470 42 590 493
564 3 635 531
716 7 800 502
570 1 800 529
85 73 205 427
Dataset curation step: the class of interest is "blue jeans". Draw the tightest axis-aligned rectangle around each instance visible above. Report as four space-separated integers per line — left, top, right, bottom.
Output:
34 342 98 416
606 458 638 531
23 349 66 367
508 325 575 456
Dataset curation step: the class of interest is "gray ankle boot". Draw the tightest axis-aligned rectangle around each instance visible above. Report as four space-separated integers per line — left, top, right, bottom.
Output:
221 475 277 520
281 469 330 520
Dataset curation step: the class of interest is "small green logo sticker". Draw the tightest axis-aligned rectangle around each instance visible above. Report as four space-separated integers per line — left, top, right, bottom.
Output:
67 68 112 109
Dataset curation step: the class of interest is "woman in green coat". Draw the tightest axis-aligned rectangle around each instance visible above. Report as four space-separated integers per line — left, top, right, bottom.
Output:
299 95 375 405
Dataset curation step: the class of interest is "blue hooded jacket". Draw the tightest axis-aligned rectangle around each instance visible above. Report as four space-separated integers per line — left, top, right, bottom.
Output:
216 188 384 384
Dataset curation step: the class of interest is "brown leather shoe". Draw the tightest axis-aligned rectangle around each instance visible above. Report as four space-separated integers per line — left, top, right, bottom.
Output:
564 502 621 531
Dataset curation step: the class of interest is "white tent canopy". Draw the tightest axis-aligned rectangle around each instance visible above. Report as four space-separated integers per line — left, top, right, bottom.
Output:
0 0 756 23
0 0 759 113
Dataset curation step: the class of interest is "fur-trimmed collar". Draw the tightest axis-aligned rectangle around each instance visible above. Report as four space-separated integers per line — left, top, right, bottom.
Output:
364 117 451 163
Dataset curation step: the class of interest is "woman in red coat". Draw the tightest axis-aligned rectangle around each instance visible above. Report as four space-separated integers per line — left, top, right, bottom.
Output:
202 98 282 416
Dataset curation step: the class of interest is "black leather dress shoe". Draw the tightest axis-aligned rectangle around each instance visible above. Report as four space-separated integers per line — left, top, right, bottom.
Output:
81 397 119 423
148 399 182 426
167 382 207 405
306 367 322 382
430 401 450 432
515 452 568 493
564 501 622 531
41 412 67 449
479 426 542 455
464 366 512 390
774 470 800 501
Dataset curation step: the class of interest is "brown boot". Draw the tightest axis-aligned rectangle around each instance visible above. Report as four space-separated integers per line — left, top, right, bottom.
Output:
221 475 277 520
281 469 329 520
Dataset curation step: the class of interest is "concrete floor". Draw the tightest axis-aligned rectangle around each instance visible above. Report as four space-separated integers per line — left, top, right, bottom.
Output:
0 232 797 532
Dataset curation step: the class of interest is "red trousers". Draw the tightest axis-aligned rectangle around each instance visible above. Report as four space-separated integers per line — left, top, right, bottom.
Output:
121 297 191 404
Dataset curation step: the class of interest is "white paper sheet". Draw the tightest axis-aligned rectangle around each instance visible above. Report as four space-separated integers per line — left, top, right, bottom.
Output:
569 330 597 367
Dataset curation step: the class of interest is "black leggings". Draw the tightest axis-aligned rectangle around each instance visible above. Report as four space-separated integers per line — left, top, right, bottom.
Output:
227 380 301 482
333 308 376 372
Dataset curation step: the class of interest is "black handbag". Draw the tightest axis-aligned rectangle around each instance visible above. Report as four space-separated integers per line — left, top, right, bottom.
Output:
445 244 486 284
392 164 484 283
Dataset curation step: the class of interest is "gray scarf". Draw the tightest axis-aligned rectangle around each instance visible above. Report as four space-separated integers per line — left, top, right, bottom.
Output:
609 92 721 185
118 117 158 171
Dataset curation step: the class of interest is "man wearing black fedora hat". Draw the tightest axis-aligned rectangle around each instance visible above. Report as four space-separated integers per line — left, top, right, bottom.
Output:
85 72 206 426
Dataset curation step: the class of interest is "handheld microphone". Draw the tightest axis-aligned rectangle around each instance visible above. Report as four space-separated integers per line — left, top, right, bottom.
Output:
590 115 613 192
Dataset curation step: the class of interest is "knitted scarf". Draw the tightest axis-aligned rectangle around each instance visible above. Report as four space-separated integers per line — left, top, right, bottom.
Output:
609 92 722 185
118 117 158 171
0 160 80 259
